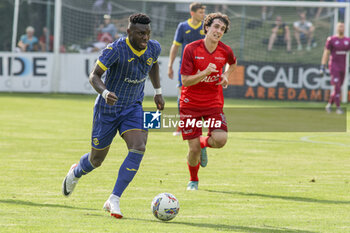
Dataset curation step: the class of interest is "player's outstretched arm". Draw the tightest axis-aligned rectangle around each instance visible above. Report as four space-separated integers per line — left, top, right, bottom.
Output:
89 63 118 105
149 62 165 110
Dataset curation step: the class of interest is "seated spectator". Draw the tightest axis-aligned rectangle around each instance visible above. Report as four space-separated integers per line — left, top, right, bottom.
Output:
97 14 118 41
85 14 120 53
261 6 274 21
39 27 54 52
17 26 39 52
293 12 315 51
267 16 291 53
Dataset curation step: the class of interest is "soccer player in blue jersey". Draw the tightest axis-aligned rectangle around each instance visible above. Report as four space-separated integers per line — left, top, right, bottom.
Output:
62 13 164 219
167 2 206 136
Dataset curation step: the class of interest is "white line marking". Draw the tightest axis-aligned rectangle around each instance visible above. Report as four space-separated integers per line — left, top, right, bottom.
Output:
300 135 350 147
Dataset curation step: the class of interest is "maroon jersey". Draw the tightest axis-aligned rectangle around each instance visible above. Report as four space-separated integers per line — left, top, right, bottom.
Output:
325 35 350 72
180 39 236 109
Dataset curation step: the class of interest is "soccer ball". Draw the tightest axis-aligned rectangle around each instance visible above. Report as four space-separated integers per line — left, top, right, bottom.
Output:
151 193 180 221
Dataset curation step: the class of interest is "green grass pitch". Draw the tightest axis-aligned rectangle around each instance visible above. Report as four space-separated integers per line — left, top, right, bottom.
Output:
1 93 350 233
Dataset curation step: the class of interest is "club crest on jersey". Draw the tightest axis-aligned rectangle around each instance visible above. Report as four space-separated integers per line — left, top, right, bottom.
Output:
200 29 205 35
345 41 349 45
147 58 153 66
93 138 99 146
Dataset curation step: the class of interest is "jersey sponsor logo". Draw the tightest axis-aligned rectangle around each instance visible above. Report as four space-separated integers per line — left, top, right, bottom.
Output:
146 57 153 66
345 41 349 45
124 77 147 84
185 30 191 34
335 51 347 55
201 74 220 83
195 56 204 60
215 57 225 60
128 58 135 62
184 98 189 103
126 168 138 171
93 138 99 146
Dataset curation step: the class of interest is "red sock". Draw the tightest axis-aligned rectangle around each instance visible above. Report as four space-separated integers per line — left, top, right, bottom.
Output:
200 136 211 148
187 162 200 181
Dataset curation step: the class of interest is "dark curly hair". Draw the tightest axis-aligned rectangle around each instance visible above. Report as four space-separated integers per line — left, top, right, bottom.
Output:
203 12 230 34
129 13 151 25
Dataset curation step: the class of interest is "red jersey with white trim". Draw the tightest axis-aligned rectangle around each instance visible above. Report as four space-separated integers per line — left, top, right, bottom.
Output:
180 39 236 109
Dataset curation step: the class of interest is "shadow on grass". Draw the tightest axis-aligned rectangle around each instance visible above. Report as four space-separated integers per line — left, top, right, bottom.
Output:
204 189 350 205
126 217 318 233
0 199 96 211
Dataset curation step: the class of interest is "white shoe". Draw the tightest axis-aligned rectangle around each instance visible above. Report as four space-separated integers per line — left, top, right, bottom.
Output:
297 44 302 51
172 127 181 136
325 104 331 113
103 194 123 219
336 107 344 114
62 164 79 197
186 181 198 191
306 45 311 51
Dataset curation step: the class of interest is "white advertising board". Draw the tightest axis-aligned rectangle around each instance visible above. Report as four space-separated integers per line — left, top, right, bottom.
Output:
0 52 53 92
58 54 179 97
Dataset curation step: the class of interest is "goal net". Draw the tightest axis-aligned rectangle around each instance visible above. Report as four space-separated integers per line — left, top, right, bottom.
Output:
58 0 349 102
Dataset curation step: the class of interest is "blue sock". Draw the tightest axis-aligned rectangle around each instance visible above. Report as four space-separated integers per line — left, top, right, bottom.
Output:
112 150 144 197
74 153 95 178
177 96 180 113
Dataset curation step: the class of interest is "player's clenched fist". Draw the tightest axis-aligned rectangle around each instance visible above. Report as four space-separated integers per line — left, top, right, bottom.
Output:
204 63 219 76
102 89 118 105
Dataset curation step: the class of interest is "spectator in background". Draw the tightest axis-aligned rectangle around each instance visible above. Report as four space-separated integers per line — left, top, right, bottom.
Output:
39 27 54 52
337 0 350 22
267 16 291 52
97 14 118 41
293 12 315 51
17 26 39 52
261 6 274 21
85 14 118 53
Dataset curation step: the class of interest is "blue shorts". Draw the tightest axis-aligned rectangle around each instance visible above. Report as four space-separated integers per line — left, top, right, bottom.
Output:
91 103 147 150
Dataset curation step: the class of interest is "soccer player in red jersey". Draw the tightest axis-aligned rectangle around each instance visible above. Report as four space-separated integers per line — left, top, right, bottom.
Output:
180 12 237 190
320 22 350 114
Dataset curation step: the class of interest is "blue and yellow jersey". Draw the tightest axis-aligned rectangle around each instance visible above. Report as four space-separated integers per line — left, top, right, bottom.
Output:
173 19 205 63
95 37 161 112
